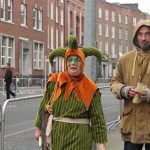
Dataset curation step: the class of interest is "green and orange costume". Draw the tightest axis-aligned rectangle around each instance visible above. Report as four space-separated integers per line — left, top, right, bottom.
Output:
34 35 107 149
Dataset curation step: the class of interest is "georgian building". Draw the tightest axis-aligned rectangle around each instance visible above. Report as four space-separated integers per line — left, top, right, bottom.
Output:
1 0 150 81
0 0 48 78
49 0 84 73
96 1 150 78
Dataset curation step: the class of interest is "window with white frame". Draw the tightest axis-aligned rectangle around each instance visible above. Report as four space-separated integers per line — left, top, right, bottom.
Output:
119 44 122 53
39 10 43 30
126 45 128 52
33 8 37 29
99 23 102 36
105 24 108 37
112 26 115 38
8 0 12 22
125 15 128 24
99 41 102 50
21 4 26 26
56 6 58 23
119 14 122 23
61 9 63 25
111 42 115 57
61 31 63 46
125 29 128 40
34 42 43 69
1 36 14 67
105 41 108 54
133 17 136 26
112 11 115 22
51 26 53 49
99 8 102 18
119 28 122 39
105 9 108 20
1 0 5 20
51 2 53 20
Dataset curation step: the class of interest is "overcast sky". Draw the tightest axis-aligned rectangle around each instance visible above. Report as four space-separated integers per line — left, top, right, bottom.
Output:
106 0 150 14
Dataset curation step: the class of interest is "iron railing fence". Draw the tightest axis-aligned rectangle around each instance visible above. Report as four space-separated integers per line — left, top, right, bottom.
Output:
0 86 121 150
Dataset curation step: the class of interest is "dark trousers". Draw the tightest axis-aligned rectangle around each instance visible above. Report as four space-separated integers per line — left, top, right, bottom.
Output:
124 141 150 150
6 81 15 99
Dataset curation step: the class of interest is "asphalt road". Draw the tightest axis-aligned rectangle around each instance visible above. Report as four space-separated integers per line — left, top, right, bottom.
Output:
0 87 121 150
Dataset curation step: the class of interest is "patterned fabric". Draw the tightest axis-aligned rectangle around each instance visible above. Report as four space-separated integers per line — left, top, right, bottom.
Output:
34 81 107 150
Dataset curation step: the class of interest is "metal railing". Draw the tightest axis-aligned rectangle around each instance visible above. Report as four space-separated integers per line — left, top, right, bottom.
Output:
99 86 121 129
1 95 43 150
0 86 122 150
0 78 48 96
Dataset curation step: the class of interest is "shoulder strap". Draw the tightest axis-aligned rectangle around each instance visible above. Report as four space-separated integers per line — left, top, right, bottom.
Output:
46 74 60 113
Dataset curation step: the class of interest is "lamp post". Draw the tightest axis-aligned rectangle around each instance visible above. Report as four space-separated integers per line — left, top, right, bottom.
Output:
44 56 49 87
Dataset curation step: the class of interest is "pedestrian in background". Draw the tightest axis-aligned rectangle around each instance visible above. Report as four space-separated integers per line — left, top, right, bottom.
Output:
4 63 16 99
110 19 150 150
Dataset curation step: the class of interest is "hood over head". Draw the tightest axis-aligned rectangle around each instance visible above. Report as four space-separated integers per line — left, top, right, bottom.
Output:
133 20 150 49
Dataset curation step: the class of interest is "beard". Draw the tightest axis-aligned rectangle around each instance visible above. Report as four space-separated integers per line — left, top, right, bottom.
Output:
140 43 150 51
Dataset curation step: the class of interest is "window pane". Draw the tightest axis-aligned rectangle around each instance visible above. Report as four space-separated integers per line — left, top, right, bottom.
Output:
2 37 5 46
21 4 26 25
39 61 41 68
1 36 14 67
8 38 13 47
8 48 12 57
8 0 12 21
8 58 11 64
1 0 5 19
35 43 38 51
34 61 36 68
34 52 37 59
33 8 37 28
2 47 5 56
2 57 5 65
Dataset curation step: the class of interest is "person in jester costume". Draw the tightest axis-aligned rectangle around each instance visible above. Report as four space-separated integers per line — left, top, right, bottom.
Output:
34 35 107 150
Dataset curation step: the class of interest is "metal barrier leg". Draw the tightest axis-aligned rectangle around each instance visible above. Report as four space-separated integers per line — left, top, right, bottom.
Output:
0 105 4 150
0 105 2 150
2 79 6 96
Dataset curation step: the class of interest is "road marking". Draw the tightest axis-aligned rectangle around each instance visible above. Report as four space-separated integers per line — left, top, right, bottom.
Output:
103 105 118 110
4 127 35 137
6 105 17 108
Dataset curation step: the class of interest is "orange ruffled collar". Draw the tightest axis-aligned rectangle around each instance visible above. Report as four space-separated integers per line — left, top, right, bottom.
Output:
48 72 98 110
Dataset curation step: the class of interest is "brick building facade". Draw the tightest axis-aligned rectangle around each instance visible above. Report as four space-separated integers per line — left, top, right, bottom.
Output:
95 1 150 78
1 0 150 80
0 0 48 78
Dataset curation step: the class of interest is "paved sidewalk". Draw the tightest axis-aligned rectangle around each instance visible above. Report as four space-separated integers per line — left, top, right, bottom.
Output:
106 129 124 150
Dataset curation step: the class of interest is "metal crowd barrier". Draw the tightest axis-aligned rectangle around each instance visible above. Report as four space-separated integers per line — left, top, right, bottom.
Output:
0 86 122 150
99 86 122 129
0 78 48 96
1 95 43 150
0 104 2 149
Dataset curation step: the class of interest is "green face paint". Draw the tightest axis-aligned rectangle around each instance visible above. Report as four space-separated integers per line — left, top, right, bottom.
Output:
67 56 80 67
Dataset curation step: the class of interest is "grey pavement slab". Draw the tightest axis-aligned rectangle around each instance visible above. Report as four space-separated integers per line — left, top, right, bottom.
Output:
106 129 124 150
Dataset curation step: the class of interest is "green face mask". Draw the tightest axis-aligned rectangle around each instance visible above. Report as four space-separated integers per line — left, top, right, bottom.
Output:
67 56 80 67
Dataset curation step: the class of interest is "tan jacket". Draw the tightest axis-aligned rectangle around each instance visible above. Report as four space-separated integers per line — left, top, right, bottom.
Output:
110 20 150 144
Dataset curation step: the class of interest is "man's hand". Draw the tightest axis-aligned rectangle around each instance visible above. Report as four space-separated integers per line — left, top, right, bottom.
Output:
137 91 147 101
35 128 42 141
128 88 137 98
98 143 106 150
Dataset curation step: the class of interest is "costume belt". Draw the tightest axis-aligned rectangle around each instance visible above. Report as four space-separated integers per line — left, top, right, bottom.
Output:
45 115 90 144
53 116 90 124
